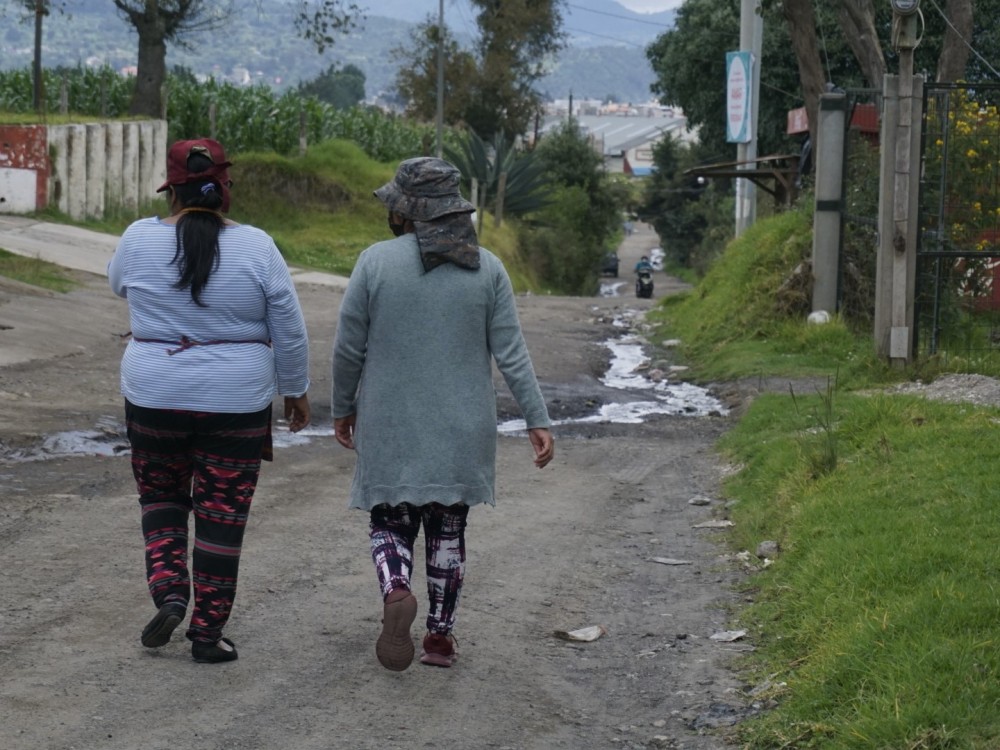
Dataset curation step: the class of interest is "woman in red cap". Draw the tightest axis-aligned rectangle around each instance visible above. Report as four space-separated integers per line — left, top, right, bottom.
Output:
108 139 311 663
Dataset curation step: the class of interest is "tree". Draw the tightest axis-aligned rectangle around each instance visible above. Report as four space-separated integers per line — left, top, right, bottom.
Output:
525 120 625 293
833 0 885 87
937 0 974 82
5 0 65 112
465 0 565 140
780 0 826 146
393 0 566 142
444 130 550 219
647 0 809 159
113 0 361 118
298 63 365 110
638 135 732 274
648 0 989 160
112 0 234 117
292 0 361 55
392 20 477 126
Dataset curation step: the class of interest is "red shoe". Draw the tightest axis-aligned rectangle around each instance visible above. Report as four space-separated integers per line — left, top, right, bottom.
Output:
376 589 417 671
419 632 457 667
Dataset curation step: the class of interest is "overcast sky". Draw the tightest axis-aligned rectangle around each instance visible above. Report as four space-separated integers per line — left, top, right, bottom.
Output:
616 0 684 12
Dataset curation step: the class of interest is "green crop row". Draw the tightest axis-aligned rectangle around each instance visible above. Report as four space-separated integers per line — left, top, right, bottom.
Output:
0 66 454 163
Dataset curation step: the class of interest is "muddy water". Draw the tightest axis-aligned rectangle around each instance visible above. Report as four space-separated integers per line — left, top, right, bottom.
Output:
2 307 724 461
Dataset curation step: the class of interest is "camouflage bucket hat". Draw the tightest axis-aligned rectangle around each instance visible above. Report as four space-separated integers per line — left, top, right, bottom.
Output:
374 157 475 222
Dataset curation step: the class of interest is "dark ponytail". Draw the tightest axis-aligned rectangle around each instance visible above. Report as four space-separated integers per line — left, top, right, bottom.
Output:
170 152 225 306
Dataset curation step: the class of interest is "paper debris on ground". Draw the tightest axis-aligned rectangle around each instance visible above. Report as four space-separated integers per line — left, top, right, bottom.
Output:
553 625 608 642
693 519 734 528
648 557 693 566
709 629 747 642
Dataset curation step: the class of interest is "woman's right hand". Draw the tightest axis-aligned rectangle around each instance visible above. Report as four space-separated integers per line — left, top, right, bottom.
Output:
334 413 356 450
284 394 311 432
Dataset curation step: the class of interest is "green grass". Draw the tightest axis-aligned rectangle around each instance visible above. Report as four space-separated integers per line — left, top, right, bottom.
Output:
23 138 541 291
722 391 1000 748
646 206 904 389
646 208 1000 747
0 112 118 125
0 248 76 291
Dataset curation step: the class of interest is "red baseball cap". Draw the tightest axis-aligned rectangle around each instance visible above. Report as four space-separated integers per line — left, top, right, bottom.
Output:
156 138 233 193
157 138 233 211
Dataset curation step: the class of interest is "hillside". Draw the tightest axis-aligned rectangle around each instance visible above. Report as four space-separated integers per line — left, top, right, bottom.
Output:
0 0 672 104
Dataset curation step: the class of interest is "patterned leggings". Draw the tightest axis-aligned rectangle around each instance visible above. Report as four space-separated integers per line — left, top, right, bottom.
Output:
125 400 269 644
369 503 470 635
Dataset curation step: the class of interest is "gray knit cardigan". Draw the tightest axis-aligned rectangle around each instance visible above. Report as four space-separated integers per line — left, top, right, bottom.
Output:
332 233 551 510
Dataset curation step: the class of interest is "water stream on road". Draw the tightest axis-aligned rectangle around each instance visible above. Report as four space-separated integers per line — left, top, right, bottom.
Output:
1 310 726 462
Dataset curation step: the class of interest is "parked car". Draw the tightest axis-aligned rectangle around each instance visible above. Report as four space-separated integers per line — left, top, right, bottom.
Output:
601 252 619 277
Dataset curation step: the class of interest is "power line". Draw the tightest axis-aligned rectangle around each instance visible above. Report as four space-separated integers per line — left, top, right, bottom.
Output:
925 0 1000 80
563 26 648 48
565 2 674 28
448 0 477 40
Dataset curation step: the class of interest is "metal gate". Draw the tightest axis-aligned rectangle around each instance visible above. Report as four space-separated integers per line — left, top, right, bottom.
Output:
916 83 1000 361
839 88 883 328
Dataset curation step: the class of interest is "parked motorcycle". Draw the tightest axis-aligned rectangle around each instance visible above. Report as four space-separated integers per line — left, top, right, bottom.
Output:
635 269 654 299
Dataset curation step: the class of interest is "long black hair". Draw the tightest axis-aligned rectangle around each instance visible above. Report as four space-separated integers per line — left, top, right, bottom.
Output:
170 151 225 306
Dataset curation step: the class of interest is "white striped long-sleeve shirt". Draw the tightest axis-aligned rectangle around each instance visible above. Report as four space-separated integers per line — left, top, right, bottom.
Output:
108 217 309 413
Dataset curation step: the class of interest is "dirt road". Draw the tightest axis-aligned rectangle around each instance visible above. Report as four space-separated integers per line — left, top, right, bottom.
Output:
0 222 752 750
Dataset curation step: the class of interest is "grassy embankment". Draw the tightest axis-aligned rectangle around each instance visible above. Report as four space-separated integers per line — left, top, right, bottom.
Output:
0 249 76 291
24 138 540 293
648 207 1000 748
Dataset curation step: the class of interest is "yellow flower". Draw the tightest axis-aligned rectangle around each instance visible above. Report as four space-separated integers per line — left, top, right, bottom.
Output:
967 149 978 158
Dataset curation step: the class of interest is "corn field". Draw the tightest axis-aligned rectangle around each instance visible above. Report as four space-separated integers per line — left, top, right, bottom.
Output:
0 66 444 163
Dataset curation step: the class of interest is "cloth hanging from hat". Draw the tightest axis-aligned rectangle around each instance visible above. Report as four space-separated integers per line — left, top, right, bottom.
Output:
414 213 481 273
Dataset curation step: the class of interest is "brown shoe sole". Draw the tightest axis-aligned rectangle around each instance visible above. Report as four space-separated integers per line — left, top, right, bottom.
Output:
376 591 417 671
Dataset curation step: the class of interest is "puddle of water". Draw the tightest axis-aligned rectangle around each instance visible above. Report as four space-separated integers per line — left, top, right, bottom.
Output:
1 416 129 463
499 321 727 433
3 313 725 462
271 423 333 449
600 281 625 297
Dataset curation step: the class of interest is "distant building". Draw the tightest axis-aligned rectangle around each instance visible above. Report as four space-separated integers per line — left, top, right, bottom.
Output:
540 101 699 175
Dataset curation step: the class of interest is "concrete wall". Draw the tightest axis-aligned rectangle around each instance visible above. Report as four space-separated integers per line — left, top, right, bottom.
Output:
31 120 167 220
0 125 50 213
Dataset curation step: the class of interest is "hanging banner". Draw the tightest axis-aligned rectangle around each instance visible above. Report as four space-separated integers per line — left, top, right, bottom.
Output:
726 51 753 143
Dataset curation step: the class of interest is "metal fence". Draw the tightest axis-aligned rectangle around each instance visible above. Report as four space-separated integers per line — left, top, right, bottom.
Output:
916 83 1000 362
839 88 883 328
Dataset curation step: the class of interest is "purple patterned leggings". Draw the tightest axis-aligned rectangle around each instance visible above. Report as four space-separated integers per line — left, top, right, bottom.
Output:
125 400 269 643
369 502 470 635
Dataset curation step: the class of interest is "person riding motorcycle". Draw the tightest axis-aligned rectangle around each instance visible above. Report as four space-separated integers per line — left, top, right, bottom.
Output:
634 256 653 274
634 256 654 299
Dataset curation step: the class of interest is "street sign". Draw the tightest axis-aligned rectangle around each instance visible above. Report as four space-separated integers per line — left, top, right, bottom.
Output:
726 51 753 144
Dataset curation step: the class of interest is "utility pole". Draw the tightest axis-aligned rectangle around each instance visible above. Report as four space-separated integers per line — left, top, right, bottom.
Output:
435 0 444 158
734 0 763 236
875 0 923 365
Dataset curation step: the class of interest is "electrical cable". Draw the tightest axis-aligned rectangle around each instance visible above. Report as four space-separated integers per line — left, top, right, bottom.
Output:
565 2 674 28
817 7 833 84
925 0 1000 80
563 26 647 48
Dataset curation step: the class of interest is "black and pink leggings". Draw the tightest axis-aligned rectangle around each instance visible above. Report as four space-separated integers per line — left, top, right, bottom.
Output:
369 502 470 635
125 400 269 644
